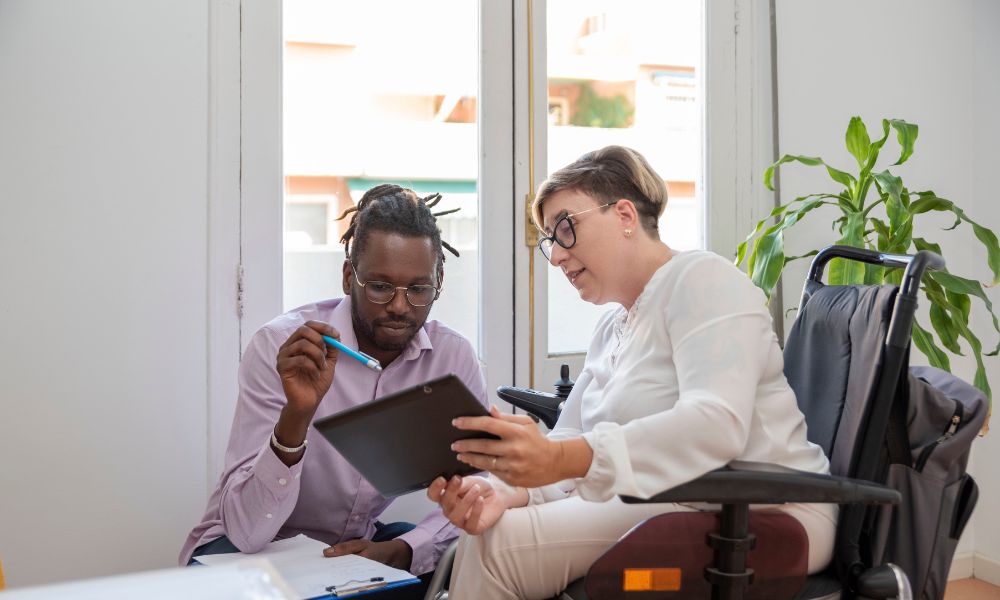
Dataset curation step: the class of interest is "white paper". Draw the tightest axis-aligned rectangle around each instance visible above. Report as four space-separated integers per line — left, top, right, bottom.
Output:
194 535 418 599
2 559 298 600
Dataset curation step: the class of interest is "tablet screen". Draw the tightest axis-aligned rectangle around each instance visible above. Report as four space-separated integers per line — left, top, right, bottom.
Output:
312 373 497 497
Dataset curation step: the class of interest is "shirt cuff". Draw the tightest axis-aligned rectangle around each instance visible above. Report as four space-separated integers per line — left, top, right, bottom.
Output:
396 526 434 575
526 479 575 505
576 423 631 502
252 440 305 497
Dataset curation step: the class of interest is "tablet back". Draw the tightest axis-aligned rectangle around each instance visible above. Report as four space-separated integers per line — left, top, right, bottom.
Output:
312 373 496 497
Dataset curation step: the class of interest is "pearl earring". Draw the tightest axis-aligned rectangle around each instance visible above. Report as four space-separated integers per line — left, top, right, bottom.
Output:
624 228 633 238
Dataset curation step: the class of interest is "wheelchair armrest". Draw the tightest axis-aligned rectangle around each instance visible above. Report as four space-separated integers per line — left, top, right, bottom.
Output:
496 386 563 429
620 463 900 506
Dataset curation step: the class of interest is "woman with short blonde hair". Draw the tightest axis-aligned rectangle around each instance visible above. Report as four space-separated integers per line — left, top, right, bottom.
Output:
429 145 837 599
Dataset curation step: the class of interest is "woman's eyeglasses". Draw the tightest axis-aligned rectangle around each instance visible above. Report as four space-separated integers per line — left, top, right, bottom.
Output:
350 263 441 307
537 201 617 260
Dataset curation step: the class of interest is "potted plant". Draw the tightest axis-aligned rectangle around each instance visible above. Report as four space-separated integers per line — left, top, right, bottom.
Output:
737 116 999 424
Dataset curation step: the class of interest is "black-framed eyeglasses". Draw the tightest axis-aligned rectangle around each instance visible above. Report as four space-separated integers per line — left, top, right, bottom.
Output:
537 201 618 261
350 263 441 307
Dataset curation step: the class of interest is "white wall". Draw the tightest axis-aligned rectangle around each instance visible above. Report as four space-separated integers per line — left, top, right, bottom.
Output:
774 0 999 573
969 0 1000 575
0 0 218 587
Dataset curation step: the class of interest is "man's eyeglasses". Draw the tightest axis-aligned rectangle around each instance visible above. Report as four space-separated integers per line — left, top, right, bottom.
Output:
350 263 441 307
537 201 618 261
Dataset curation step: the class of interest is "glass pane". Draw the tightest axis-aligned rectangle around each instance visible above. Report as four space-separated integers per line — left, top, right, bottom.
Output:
282 0 480 349
546 0 704 354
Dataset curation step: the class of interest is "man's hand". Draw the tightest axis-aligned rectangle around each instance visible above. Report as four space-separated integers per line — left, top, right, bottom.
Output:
323 539 413 571
427 475 516 535
272 321 340 465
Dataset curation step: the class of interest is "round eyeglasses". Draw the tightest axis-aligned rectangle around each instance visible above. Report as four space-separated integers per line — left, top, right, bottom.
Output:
537 201 618 261
350 263 441 307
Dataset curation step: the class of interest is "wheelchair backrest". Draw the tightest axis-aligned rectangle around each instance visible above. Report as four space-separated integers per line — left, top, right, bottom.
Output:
782 283 900 478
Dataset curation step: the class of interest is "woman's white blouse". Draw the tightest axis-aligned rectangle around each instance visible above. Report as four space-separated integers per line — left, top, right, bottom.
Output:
531 250 831 504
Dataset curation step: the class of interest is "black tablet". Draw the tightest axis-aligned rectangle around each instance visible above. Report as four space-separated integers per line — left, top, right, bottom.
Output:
312 373 497 498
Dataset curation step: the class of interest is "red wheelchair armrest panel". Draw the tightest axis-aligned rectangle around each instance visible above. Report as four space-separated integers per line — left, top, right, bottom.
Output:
585 511 809 599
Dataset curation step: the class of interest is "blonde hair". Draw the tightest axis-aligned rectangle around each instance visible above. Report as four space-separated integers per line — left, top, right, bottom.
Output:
532 145 667 237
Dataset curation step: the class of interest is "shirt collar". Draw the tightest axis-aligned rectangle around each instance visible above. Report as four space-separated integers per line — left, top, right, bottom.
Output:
329 295 434 363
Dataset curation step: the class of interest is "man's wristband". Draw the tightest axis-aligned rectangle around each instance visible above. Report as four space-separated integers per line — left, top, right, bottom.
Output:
270 427 307 454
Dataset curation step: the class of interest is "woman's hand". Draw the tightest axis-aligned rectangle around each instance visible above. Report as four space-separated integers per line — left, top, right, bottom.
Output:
450 406 593 488
426 475 513 535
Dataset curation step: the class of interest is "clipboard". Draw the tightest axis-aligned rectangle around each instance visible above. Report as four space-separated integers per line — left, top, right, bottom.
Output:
313 373 497 497
193 535 420 599
324 576 417 597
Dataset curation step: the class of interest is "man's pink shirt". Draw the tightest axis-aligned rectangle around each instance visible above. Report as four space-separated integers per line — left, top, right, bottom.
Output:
179 296 487 574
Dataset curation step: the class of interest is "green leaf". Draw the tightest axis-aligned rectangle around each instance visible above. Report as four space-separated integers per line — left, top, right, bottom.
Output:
745 198 828 298
859 120 891 176
922 288 991 401
971 221 1000 285
929 271 1000 356
913 237 943 256
783 250 819 265
909 194 953 214
737 205 792 267
735 195 838 267
764 155 820 191
912 321 952 371
910 199 1000 285
929 302 962 354
750 231 785 299
836 195 856 213
846 116 872 167
864 262 885 285
873 170 903 206
888 119 919 165
948 290 972 325
763 154 856 194
828 212 866 285
888 217 913 253
825 165 858 191
871 218 891 251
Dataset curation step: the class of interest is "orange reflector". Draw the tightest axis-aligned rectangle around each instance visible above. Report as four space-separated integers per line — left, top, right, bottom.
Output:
623 568 682 591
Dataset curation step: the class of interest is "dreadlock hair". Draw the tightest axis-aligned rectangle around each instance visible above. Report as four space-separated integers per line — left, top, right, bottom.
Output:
335 184 460 275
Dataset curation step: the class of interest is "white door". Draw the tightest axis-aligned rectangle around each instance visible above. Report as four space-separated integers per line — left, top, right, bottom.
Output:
516 0 776 393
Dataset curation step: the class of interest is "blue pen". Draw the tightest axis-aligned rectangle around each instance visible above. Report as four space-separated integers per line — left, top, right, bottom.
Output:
322 335 383 372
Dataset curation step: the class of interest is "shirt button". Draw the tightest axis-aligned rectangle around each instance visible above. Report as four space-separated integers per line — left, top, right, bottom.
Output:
278 478 287 486
266 513 273 519
293 473 301 480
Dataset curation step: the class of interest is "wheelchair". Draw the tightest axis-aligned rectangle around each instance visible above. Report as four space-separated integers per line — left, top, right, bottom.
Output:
426 246 978 600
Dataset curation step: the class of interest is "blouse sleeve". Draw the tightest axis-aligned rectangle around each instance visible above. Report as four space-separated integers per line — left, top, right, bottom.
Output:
575 256 779 501
527 309 617 504
526 366 593 504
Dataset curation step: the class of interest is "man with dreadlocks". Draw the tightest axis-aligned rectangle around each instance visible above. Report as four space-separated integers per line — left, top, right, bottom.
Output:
180 185 486 596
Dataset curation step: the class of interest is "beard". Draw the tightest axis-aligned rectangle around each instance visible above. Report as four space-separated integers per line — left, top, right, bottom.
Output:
351 298 421 352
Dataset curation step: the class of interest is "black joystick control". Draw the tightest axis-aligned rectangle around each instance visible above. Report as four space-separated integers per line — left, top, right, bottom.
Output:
554 364 575 398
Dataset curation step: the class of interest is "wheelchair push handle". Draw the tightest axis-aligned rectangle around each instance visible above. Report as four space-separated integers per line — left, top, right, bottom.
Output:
807 245 945 292
803 246 945 349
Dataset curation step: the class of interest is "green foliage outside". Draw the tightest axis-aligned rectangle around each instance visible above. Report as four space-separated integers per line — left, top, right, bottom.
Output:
570 81 634 129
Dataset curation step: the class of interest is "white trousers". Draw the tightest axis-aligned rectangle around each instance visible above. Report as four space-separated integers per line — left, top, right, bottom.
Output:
449 497 837 600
